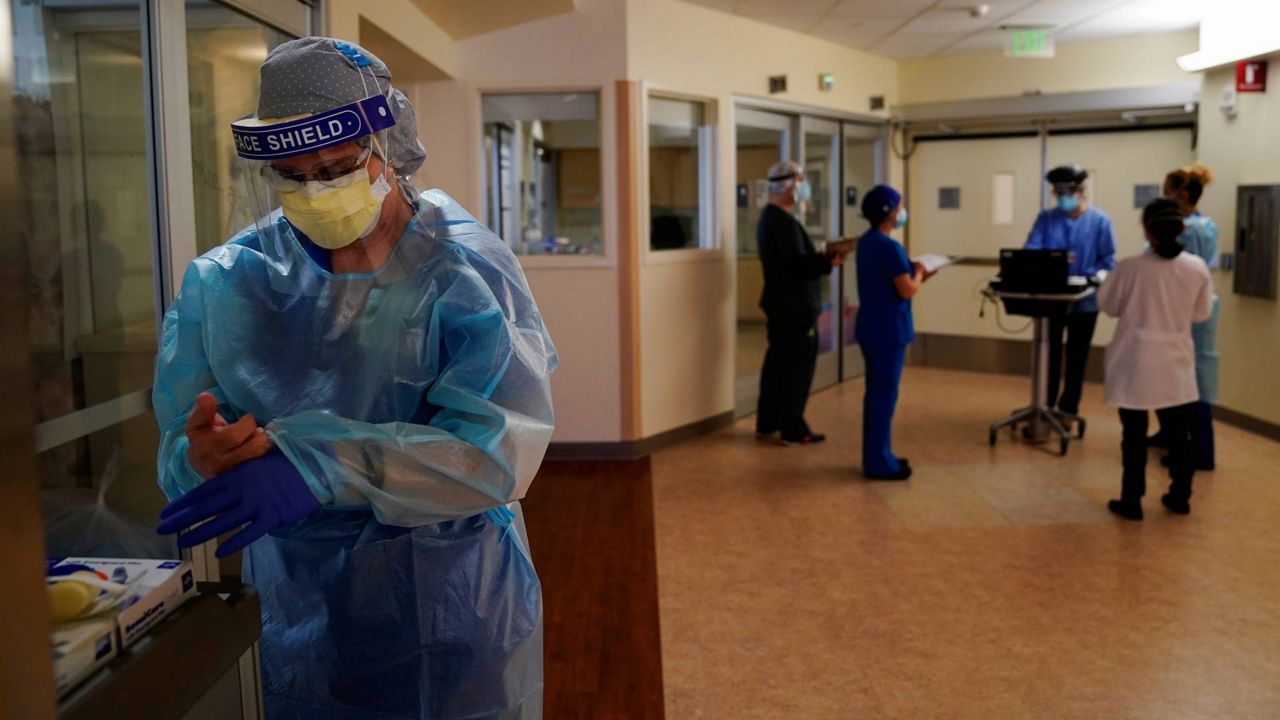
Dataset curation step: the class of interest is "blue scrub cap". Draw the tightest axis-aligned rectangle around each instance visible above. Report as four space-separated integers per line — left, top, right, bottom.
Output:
861 184 902 226
253 37 426 175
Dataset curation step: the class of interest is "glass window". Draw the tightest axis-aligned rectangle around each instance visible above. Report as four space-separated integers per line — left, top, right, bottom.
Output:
186 0 293 254
14 0 174 557
482 92 603 256
12 0 300 560
648 96 715 251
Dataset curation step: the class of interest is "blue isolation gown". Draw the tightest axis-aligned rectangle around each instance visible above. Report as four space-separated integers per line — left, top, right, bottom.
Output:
154 190 556 719
1182 212 1219 403
1024 206 1117 313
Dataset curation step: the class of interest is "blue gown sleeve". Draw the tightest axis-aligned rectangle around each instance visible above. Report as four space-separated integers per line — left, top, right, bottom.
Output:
266 251 557 528
1094 214 1117 274
1024 213 1047 249
153 261 228 501
1182 217 1219 267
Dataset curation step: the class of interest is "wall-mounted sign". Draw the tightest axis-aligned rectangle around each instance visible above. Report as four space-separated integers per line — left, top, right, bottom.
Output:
1237 60 1267 93
769 75 787 94
818 73 834 92
845 186 859 207
1006 28 1054 58
939 187 961 210
737 183 749 209
1133 183 1160 209
869 95 885 111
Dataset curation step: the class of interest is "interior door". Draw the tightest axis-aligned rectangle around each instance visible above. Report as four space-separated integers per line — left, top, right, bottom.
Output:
1046 126 1195 345
800 117 841 392
840 123 883 379
733 108 792 416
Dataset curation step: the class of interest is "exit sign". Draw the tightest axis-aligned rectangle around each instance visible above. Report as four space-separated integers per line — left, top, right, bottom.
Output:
1238 61 1267 93
1006 28 1055 58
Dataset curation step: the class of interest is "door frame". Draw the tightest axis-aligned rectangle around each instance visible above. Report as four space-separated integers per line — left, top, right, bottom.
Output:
732 100 889 417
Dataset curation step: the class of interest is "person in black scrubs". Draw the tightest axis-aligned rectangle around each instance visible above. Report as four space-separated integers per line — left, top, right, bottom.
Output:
855 185 931 480
755 160 851 446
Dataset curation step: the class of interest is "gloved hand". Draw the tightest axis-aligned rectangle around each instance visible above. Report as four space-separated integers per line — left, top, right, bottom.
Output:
156 449 321 557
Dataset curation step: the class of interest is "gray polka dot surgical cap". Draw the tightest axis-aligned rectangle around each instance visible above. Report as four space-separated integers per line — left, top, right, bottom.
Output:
256 36 426 175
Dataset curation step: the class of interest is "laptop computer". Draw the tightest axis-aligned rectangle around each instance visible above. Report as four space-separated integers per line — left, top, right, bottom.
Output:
994 249 1073 293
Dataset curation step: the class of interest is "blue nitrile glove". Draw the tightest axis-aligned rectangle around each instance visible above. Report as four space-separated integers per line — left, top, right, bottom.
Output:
156 449 321 558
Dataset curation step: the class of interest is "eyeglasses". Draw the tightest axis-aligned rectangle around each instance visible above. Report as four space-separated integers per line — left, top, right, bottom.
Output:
260 146 372 191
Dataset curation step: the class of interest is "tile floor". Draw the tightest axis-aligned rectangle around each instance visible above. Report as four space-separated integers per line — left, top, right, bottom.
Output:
653 367 1280 719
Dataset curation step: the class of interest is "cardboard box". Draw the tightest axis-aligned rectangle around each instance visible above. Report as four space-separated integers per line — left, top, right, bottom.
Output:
47 557 197 648
51 617 117 697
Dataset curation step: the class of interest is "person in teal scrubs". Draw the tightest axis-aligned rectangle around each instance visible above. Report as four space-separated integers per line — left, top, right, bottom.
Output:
1150 163 1219 470
855 185 933 480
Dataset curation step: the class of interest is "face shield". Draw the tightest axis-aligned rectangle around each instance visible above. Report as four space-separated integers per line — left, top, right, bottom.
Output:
230 91 403 267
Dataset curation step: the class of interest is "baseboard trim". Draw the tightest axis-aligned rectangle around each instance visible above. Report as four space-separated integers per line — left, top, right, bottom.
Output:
911 333 1280 444
1212 405 1280 443
546 410 736 461
907 332 1105 382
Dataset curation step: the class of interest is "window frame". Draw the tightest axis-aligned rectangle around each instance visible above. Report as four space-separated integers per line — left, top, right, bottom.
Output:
25 0 312 586
477 85 616 270
641 86 721 265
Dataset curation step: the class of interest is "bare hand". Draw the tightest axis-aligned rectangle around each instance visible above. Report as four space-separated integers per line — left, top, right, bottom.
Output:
185 392 272 479
913 261 936 282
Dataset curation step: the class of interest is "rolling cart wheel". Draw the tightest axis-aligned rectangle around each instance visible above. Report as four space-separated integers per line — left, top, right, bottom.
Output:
1059 438 1069 456
1077 421 1087 439
989 430 997 447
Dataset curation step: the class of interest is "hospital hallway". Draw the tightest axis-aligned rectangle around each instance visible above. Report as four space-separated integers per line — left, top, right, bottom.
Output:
524 368 1280 719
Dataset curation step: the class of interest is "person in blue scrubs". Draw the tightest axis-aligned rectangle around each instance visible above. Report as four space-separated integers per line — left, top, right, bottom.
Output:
855 185 932 480
1024 165 1117 418
1150 164 1219 470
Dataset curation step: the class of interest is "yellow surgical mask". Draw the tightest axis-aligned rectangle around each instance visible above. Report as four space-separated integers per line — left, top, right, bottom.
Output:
278 169 393 250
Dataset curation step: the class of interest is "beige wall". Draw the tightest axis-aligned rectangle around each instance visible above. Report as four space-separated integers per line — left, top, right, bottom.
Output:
328 0 457 78
455 0 628 442
898 31 1199 105
1194 63 1280 426
911 128 1195 348
456 0 627 85
627 0 898 436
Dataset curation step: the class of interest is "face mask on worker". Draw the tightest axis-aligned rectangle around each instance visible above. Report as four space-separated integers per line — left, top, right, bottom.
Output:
894 208 909 229
1056 193 1080 213
793 179 812 205
276 162 393 250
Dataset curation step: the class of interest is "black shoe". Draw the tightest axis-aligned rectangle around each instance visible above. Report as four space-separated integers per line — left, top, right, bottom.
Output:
1159 455 1216 471
1161 493 1191 515
1107 499 1144 521
755 430 777 440
1146 433 1169 449
781 433 825 446
865 464 912 481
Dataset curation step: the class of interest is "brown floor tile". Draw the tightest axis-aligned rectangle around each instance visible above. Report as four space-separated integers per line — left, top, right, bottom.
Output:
653 368 1280 719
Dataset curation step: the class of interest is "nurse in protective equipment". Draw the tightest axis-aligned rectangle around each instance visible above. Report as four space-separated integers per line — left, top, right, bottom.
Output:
154 37 555 719
854 185 931 481
1024 165 1116 419
754 160 850 446
1148 164 1219 470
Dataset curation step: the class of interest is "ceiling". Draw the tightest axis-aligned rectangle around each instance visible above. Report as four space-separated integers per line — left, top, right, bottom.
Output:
682 0 1203 59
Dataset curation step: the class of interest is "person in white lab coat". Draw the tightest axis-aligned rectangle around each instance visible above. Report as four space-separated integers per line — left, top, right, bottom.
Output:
1098 199 1213 521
